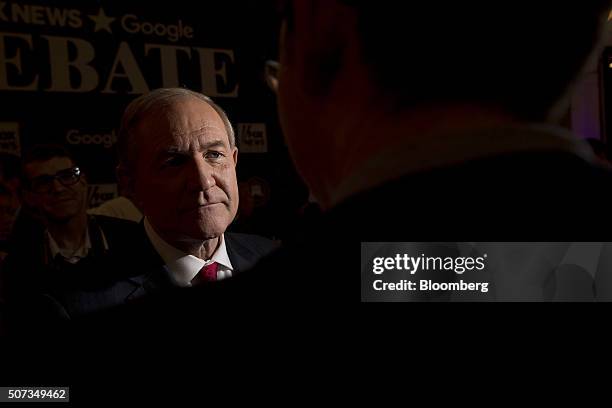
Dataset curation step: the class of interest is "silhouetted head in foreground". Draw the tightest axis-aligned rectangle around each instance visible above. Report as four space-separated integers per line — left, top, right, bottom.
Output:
274 1 612 208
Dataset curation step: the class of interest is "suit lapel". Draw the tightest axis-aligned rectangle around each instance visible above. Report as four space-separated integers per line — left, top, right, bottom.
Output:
225 233 251 275
123 222 175 302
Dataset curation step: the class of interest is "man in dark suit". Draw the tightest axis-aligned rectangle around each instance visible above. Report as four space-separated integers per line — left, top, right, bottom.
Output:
5 89 277 332
113 88 277 295
1 145 148 328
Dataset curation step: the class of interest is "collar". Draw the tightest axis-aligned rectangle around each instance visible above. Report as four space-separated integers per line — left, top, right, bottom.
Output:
143 217 233 286
47 228 92 264
333 123 597 207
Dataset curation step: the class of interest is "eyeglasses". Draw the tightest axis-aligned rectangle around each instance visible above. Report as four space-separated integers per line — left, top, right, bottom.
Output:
265 60 280 93
27 167 81 193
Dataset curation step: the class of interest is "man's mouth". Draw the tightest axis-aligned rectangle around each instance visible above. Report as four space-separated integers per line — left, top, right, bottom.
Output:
196 202 224 211
181 202 223 213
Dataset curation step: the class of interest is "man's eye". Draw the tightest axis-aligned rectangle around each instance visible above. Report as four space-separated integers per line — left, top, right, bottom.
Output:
205 151 224 160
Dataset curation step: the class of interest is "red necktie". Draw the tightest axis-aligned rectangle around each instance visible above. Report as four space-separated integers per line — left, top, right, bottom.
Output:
192 262 219 285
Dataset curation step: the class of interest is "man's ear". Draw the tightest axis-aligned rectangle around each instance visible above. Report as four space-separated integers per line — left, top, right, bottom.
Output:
232 147 238 167
284 0 358 95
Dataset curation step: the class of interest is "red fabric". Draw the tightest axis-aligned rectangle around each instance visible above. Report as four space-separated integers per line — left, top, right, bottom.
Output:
192 262 219 284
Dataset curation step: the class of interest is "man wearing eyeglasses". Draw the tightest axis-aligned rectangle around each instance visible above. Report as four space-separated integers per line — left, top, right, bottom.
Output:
22 155 87 251
1 145 144 327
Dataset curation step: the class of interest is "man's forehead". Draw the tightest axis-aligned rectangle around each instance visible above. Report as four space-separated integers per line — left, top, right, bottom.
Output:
138 99 228 146
157 98 223 125
144 126 229 154
149 122 229 151
166 120 226 139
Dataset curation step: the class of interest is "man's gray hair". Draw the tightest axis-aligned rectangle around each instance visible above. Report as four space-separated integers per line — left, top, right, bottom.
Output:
117 88 235 173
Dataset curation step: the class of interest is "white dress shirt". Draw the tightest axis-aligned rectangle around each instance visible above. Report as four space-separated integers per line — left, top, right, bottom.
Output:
144 217 233 287
47 229 93 264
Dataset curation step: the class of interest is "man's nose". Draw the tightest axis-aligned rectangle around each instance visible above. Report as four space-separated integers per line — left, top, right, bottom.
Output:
188 156 216 191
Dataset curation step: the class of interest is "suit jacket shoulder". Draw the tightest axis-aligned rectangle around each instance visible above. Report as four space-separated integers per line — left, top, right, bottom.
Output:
225 232 279 273
92 215 141 249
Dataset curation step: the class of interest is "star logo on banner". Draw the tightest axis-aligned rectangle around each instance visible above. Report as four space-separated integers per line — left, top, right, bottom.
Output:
88 8 115 33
